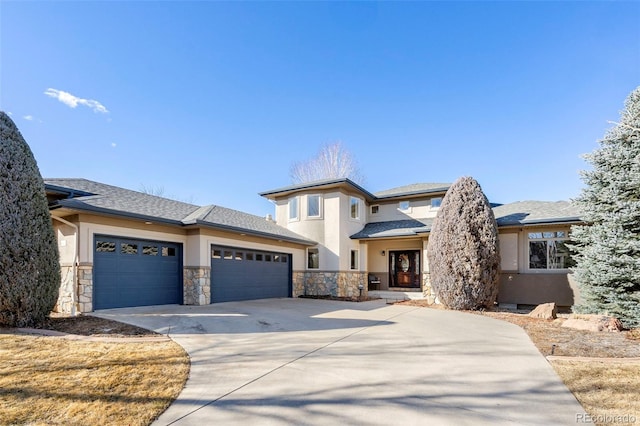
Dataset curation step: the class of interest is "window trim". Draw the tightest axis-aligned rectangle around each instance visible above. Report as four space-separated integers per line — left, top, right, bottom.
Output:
526 230 574 272
398 200 411 213
350 249 359 270
430 197 442 209
288 196 299 222
370 205 380 215
307 247 319 269
350 196 361 220
306 194 323 219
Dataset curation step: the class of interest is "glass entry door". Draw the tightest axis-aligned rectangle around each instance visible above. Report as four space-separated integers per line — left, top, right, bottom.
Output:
389 250 421 288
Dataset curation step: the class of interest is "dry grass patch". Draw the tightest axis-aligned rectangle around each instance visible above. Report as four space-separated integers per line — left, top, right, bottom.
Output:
0 334 189 426
552 360 640 425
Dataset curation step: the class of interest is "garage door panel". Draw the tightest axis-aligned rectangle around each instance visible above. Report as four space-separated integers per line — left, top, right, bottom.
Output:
94 235 182 310
211 246 291 303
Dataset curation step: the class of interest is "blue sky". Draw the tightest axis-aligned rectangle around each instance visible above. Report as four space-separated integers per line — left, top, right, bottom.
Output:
1 1 638 216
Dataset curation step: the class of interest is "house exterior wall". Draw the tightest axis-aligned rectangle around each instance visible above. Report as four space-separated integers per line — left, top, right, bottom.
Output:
272 188 370 297
497 272 580 308
292 271 367 298
52 213 308 313
496 225 578 308
52 219 79 314
366 197 443 223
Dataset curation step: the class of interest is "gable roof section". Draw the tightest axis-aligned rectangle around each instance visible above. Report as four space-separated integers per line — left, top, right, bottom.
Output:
45 178 315 245
351 201 582 240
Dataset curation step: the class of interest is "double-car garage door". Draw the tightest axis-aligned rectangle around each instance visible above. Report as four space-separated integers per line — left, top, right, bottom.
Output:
211 245 291 303
93 235 182 310
93 235 291 309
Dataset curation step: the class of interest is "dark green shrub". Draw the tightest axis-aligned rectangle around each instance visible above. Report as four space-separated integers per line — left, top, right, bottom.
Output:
427 176 500 310
0 112 60 327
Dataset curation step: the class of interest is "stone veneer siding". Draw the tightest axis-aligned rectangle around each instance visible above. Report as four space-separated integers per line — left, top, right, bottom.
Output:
422 272 436 303
183 266 211 305
54 264 75 314
293 271 367 298
78 264 93 313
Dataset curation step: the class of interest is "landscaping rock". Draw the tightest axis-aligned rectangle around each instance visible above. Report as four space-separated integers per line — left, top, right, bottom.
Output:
562 314 624 332
528 303 557 320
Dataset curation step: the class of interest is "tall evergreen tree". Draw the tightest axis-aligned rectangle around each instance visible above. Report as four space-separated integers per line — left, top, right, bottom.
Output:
0 112 60 327
571 87 640 328
427 176 500 310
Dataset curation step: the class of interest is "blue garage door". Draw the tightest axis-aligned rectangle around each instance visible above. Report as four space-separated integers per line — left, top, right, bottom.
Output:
94 235 182 310
211 245 291 303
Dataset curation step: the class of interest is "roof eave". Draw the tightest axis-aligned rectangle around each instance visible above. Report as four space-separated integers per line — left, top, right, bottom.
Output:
192 220 316 246
374 187 450 200
496 217 583 228
260 178 377 202
52 201 185 227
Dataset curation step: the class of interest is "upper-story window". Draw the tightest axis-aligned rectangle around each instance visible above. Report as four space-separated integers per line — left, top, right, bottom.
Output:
431 197 442 209
398 201 410 212
307 195 322 218
350 197 360 220
528 230 575 270
289 197 299 221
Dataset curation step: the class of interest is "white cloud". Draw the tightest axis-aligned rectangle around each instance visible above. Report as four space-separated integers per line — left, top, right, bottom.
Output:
111 142 117 148
7 111 13 116
44 88 109 114
23 115 34 121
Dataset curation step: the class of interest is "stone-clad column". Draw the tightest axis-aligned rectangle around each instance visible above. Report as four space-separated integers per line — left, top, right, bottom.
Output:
183 266 211 305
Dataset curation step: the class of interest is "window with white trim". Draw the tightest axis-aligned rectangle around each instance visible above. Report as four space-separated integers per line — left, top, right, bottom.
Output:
431 197 442 209
398 201 410 212
307 248 319 269
289 197 299 221
350 197 360 219
528 231 575 270
307 195 321 218
350 249 358 270
371 205 379 215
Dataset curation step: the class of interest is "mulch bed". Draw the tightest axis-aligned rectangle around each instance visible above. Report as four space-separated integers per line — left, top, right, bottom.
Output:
298 295 380 302
45 314 159 337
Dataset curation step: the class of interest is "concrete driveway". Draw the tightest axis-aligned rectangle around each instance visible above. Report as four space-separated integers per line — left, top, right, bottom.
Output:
93 298 588 425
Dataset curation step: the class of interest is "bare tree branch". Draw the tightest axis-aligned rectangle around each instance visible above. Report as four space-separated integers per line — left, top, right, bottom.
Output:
289 142 365 185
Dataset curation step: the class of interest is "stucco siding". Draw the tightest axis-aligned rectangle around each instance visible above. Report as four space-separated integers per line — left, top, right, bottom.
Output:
498 272 580 307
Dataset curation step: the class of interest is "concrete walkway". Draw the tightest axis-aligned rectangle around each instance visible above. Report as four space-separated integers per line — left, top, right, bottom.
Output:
93 298 588 425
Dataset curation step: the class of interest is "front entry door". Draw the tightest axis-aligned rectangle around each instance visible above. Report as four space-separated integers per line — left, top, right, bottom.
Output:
389 250 421 288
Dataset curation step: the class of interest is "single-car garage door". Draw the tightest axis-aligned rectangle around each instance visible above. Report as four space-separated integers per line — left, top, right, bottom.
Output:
211 245 291 303
94 235 182 310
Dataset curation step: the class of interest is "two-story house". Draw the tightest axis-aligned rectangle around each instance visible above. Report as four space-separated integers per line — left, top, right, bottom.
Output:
46 177 582 314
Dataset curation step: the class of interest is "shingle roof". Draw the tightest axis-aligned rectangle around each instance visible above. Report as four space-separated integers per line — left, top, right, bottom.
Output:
351 201 582 239
260 179 449 202
260 178 376 201
373 183 451 198
350 218 434 239
493 200 582 226
46 178 199 223
45 178 315 245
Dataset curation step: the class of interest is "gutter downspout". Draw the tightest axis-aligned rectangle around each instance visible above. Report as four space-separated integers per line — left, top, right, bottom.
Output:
51 216 79 316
